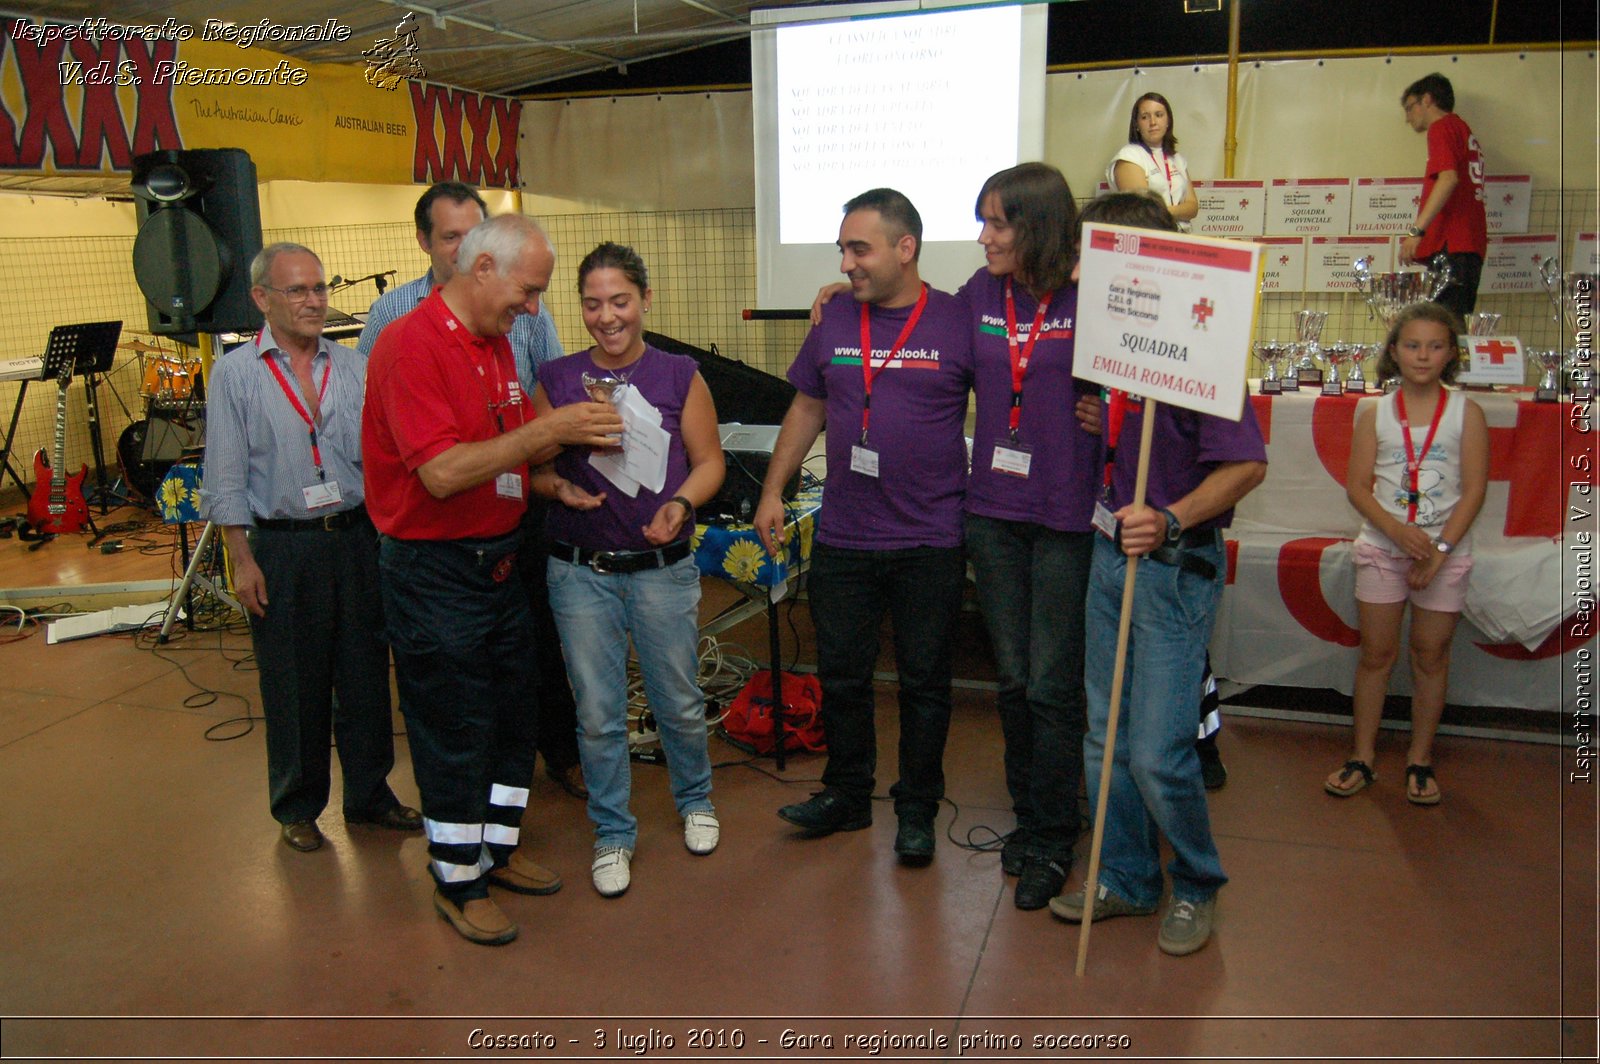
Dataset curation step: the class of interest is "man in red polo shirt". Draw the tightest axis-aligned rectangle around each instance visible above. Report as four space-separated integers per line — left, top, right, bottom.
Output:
1397 72 1487 319
363 213 621 946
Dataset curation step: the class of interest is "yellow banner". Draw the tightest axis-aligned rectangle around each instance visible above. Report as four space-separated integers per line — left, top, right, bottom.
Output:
0 14 520 188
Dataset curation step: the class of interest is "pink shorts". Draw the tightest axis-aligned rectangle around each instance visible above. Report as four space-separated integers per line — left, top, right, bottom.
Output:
1353 540 1473 613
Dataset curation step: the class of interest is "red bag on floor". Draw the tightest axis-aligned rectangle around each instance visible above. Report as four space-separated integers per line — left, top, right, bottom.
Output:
721 671 827 754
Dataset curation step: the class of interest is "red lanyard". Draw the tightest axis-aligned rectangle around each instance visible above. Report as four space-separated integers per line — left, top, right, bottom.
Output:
858 283 928 444
1143 145 1176 205
1101 389 1131 496
1004 278 1053 440
1395 389 1447 522
440 299 524 434
261 344 331 478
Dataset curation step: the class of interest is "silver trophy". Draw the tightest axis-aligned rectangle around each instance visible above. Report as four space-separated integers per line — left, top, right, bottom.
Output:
1531 349 1567 402
1468 312 1503 336
1346 342 1375 394
581 371 629 444
1254 339 1287 395
1321 342 1352 395
1294 310 1328 384
1539 256 1597 360
1352 255 1454 330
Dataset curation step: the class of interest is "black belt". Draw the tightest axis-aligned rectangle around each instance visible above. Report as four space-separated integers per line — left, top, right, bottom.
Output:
550 540 692 574
255 506 368 532
1147 527 1222 580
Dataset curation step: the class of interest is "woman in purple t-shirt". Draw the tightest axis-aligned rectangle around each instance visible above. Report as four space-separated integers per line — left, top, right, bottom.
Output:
531 243 726 900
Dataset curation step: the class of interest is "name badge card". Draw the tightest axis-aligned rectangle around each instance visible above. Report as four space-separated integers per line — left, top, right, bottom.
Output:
1482 234 1559 294
303 480 341 509
1191 180 1266 238
1350 177 1423 235
850 445 880 478
1073 222 1262 422
495 471 523 500
1265 178 1352 236
1485 175 1533 235
990 442 1032 478
1091 501 1118 539
1460 336 1526 387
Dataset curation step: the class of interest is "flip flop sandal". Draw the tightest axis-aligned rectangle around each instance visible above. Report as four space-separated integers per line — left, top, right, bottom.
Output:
1406 764 1442 806
1325 759 1375 797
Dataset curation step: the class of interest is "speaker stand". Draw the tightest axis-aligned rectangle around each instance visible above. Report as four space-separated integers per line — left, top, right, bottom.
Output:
157 520 241 642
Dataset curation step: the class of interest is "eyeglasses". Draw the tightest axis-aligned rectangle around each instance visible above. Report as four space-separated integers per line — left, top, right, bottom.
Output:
261 283 330 303
1401 98 1421 112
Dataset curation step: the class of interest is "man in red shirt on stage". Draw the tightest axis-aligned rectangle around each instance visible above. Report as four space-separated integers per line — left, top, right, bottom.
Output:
362 213 622 946
1397 72 1488 319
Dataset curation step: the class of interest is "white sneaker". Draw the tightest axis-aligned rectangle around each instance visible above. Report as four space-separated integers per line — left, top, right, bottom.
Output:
591 846 632 897
683 810 720 855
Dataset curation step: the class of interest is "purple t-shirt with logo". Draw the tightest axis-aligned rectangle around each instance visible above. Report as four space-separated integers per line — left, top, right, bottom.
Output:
958 269 1099 532
1102 395 1266 532
788 287 974 550
540 345 696 552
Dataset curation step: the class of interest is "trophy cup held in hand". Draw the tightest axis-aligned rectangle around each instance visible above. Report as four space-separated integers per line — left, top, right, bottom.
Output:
1539 257 1596 401
581 371 628 446
1255 339 1287 395
1346 342 1374 394
1294 310 1327 386
1320 342 1351 396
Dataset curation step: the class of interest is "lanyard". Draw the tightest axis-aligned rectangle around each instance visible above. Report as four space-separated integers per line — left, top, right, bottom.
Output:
1395 389 1447 522
1101 389 1131 496
261 344 331 479
1143 144 1176 205
1004 278 1054 440
439 298 525 434
857 283 928 444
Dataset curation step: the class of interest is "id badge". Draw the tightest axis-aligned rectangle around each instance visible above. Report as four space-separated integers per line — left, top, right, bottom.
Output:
991 441 1032 478
495 471 523 500
302 479 342 509
1091 501 1119 539
850 445 880 478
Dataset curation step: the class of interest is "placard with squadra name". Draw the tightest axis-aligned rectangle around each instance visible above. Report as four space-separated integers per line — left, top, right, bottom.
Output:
1574 233 1599 272
1256 236 1307 292
1484 175 1533 235
1350 177 1423 235
1192 180 1267 238
1307 236 1390 293
1074 223 1262 421
1481 233 1559 294
1265 178 1352 235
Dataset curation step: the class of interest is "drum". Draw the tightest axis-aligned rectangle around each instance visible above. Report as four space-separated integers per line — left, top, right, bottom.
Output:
139 356 200 400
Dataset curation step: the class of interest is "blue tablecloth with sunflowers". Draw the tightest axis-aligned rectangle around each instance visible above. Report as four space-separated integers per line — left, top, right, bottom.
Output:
691 483 821 592
159 463 822 593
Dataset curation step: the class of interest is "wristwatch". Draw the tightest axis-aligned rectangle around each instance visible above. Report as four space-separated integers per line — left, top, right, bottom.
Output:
1408 225 1426 238
670 495 696 527
1158 507 1183 544
1435 538 1454 555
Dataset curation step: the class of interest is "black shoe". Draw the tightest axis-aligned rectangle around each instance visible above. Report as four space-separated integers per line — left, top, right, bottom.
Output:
778 791 871 836
1198 743 1228 791
893 814 935 864
1014 856 1069 910
1000 834 1026 876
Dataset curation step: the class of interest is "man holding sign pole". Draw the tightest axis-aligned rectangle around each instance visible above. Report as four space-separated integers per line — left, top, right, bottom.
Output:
1050 193 1266 959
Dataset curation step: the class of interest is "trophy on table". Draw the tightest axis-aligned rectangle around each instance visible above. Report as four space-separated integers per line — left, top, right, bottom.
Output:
1345 342 1375 394
1531 349 1567 403
1320 342 1352 396
1468 312 1503 336
1352 255 1454 330
1539 256 1596 401
1294 310 1327 385
1254 339 1287 395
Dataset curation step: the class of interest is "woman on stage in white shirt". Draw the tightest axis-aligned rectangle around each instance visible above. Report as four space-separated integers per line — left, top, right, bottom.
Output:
1106 91 1199 230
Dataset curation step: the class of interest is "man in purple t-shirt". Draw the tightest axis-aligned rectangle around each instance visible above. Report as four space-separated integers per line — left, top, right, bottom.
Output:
754 188 974 863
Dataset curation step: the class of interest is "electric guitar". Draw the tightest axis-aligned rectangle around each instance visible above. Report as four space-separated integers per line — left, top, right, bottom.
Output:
26 361 88 535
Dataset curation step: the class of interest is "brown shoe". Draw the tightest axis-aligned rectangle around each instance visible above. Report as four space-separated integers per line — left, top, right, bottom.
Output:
488 851 563 896
548 762 588 800
345 804 423 831
432 891 518 946
280 820 323 852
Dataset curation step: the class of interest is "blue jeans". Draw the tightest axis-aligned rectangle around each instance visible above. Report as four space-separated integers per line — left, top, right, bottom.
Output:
1083 534 1227 906
808 542 966 819
965 515 1092 861
547 554 713 851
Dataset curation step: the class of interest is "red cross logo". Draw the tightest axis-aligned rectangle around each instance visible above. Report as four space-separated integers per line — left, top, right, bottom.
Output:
1411 195 1422 207
1239 197 1250 209
1192 297 1215 328
1503 193 1514 204
1279 254 1290 265
1324 193 1336 204
1475 339 1516 364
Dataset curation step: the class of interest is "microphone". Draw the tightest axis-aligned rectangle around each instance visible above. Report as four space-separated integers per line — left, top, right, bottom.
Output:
329 270 397 294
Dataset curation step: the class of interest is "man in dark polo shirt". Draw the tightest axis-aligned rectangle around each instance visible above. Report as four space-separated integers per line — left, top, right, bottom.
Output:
362 213 621 945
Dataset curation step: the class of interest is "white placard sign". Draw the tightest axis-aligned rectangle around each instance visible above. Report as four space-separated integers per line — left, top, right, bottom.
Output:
1307 236 1390 293
1350 177 1423 235
1255 236 1307 292
1265 178 1352 235
1459 336 1527 387
1192 180 1267 237
1485 175 1533 235
1074 223 1262 421
1481 233 1559 294
1574 233 1599 273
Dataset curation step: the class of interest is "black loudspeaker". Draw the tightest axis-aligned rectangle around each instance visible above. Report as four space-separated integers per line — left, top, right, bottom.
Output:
131 148 264 338
644 330 796 425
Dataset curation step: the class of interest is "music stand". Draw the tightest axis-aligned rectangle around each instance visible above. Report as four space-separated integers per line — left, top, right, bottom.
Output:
1 321 120 507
